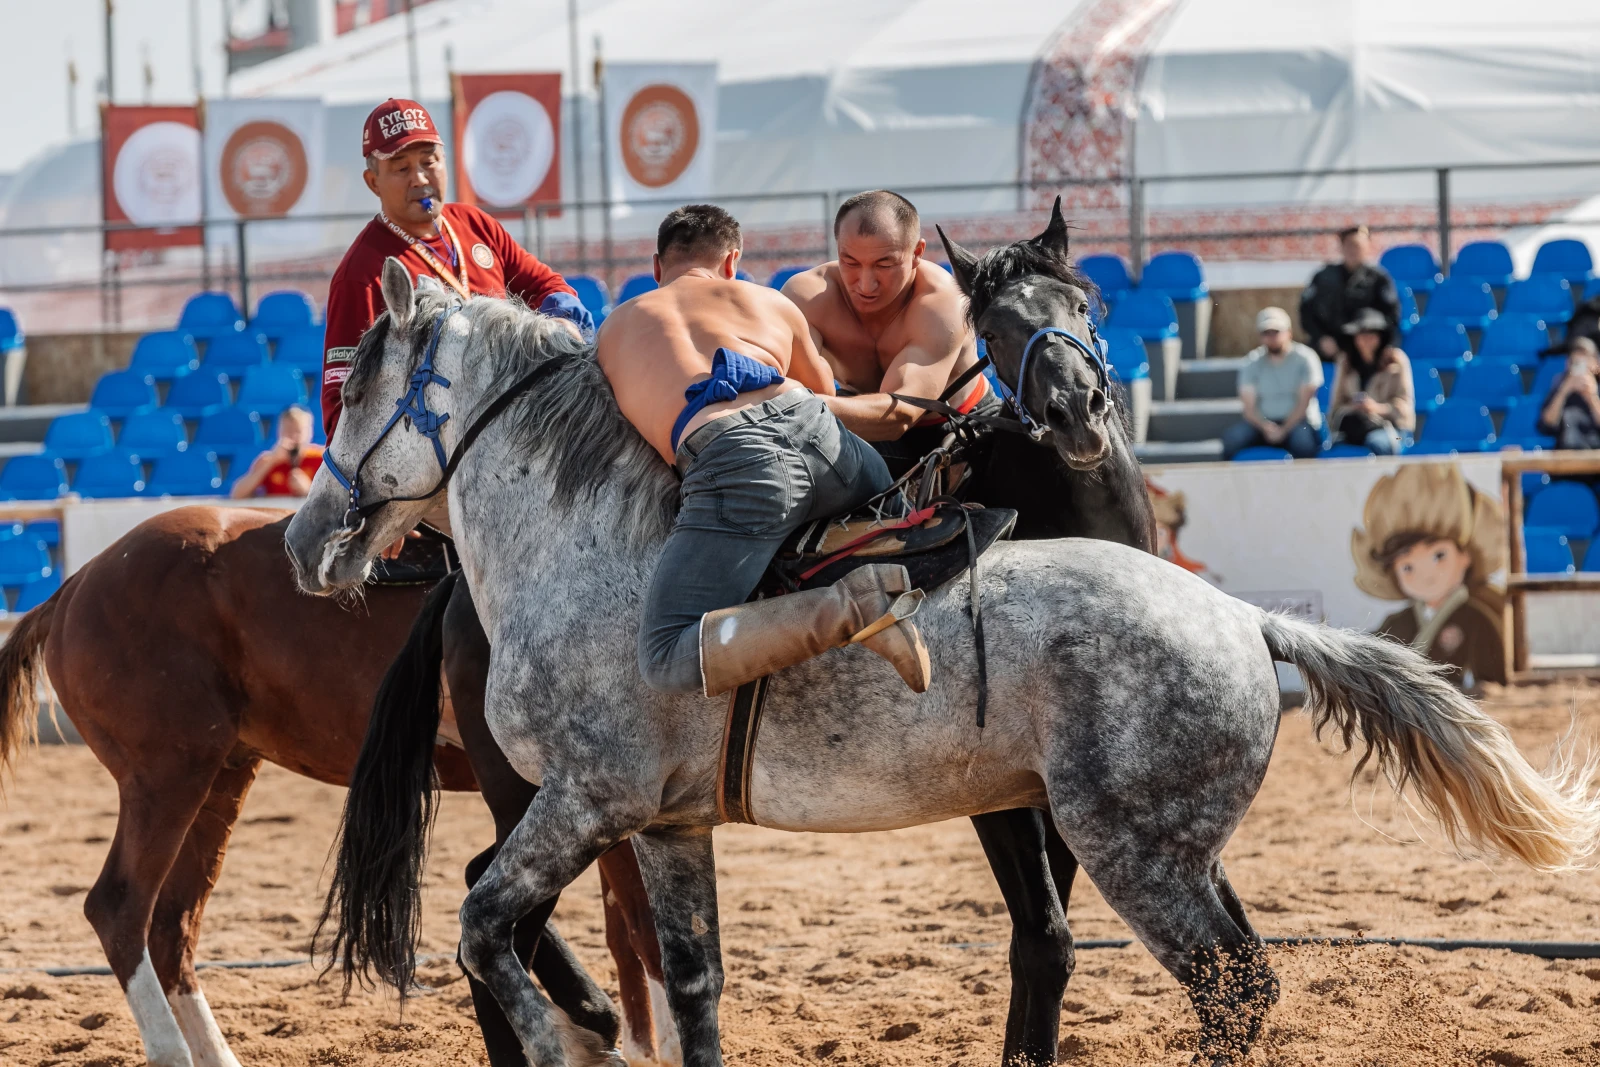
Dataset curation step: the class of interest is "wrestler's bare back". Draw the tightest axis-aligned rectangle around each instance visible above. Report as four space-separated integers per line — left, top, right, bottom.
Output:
597 272 834 464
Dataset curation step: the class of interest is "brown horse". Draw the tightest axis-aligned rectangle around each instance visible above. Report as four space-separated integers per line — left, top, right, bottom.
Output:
0 506 665 1067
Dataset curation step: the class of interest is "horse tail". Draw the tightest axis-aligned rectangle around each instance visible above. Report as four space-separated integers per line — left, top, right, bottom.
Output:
0 580 63 780
316 569 458 999
1260 611 1600 872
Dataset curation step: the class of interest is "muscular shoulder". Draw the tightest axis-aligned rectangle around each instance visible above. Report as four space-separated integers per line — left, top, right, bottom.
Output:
906 262 968 343
780 263 835 310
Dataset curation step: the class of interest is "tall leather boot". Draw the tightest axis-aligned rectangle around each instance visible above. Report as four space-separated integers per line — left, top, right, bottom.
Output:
699 564 931 697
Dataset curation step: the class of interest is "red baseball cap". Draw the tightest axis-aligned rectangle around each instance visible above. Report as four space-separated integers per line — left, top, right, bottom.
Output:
362 98 442 159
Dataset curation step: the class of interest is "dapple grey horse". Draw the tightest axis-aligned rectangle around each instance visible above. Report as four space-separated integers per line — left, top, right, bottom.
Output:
285 259 1599 1066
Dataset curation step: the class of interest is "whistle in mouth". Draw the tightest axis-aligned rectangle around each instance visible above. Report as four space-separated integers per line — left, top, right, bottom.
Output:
420 197 435 212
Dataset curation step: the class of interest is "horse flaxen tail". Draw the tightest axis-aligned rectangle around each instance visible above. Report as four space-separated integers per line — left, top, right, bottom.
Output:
0 583 67 779
1261 612 1600 872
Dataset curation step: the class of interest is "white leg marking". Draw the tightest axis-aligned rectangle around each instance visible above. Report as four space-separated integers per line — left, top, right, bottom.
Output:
169 988 242 1067
125 951 194 1067
620 1008 656 1067
648 976 682 1067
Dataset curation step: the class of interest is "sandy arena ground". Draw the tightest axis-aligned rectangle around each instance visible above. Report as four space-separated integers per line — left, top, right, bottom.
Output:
1 684 1598 1066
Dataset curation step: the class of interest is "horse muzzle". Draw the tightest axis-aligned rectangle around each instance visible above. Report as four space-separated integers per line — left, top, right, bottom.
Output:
1043 387 1112 470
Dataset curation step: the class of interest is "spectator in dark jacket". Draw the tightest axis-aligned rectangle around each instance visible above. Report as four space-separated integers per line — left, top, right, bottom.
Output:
1538 337 1600 450
1299 224 1402 361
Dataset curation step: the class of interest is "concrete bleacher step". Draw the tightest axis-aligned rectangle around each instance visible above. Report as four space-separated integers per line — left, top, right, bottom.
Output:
0 403 86 445
1134 438 1224 464
1147 397 1242 443
1175 357 1247 400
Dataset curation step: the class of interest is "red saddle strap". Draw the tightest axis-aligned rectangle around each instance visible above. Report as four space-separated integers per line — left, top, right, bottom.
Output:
795 506 938 583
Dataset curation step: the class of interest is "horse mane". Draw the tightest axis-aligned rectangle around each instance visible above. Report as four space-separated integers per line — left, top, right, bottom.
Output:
961 236 1102 325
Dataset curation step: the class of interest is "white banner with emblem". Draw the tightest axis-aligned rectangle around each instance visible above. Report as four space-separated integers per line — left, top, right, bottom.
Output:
203 98 326 254
603 62 717 214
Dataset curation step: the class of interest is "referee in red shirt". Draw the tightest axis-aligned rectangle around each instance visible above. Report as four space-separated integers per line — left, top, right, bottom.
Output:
321 97 591 439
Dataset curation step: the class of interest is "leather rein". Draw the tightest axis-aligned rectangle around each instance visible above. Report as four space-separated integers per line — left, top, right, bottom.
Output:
323 305 560 535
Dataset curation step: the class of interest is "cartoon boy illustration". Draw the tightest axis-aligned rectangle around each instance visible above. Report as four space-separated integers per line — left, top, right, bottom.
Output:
1351 463 1507 690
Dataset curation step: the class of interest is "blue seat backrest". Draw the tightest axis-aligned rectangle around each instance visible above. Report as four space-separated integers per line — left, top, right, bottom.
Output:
1106 290 1179 338
0 536 51 583
1525 481 1600 537
204 332 270 371
1451 241 1514 286
0 455 68 500
147 452 223 496
252 291 316 335
1530 358 1568 401
1413 365 1445 407
72 449 146 498
236 365 307 418
194 408 264 455
14 573 61 612
24 519 60 547
178 291 244 337
617 274 658 304
1379 244 1442 290
1530 238 1594 282
119 411 189 456
1523 529 1575 575
1451 360 1524 402
1232 446 1293 462
0 308 22 350
769 266 811 290
1425 278 1496 320
1077 254 1133 301
130 331 200 378
567 275 610 316
1422 401 1495 443
274 329 325 370
44 412 114 459
1477 315 1550 361
1101 327 1148 377
164 371 232 417
1139 251 1206 300
1503 276 1573 321
1500 403 1552 443
1397 285 1420 331
1403 321 1471 364
89 370 159 417
1321 443 1373 459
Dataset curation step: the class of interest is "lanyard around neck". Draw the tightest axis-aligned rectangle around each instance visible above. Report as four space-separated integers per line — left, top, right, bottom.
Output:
380 210 469 300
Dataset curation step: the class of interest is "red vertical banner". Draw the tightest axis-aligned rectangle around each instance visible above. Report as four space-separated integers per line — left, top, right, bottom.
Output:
102 105 204 252
451 73 562 211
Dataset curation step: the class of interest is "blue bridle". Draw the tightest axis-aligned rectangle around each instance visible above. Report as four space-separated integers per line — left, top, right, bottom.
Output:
986 324 1111 440
324 305 457 532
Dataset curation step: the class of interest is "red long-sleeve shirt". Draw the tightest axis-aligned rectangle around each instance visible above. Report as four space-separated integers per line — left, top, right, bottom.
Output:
321 202 574 437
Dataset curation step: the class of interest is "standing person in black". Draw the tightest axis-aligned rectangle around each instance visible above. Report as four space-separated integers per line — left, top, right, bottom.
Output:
1299 224 1403 361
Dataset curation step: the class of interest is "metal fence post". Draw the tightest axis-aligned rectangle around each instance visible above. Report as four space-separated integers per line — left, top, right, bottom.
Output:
1128 178 1147 278
1436 168 1452 274
236 220 250 318
822 191 835 260
535 207 547 261
523 207 534 252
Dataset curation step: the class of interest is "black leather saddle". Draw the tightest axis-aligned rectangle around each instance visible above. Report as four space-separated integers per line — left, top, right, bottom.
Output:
369 524 456 586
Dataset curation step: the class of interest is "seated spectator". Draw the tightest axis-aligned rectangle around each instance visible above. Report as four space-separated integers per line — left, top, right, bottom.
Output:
1299 224 1401 361
1221 307 1324 460
1537 336 1600 451
1328 307 1415 455
229 405 323 498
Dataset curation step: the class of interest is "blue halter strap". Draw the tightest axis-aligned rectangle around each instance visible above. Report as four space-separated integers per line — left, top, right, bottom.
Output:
987 325 1110 440
324 305 456 530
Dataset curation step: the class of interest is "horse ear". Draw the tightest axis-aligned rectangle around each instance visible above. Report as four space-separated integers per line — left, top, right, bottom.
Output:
936 225 978 297
381 257 415 330
1030 196 1071 259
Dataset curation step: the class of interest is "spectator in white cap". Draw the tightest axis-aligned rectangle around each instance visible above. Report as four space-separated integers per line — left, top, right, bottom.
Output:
1221 306 1324 460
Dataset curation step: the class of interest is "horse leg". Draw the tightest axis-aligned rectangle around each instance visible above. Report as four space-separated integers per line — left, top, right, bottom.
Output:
970 809 1075 1067
601 858 658 1066
445 578 622 1063
599 844 678 1067
627 828 724 1067
147 753 262 1067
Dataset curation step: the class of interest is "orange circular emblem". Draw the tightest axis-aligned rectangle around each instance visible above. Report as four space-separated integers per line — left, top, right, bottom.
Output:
219 120 308 217
619 84 700 189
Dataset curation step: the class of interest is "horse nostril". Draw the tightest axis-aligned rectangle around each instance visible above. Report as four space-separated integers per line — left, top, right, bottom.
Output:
1088 389 1108 417
1045 399 1071 426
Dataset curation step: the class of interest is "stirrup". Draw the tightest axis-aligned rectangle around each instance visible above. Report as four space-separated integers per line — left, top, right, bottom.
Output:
849 589 925 644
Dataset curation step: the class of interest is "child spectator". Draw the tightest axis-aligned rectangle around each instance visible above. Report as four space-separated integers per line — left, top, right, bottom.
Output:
1220 307 1324 459
1537 337 1600 451
229 405 323 498
1328 307 1415 454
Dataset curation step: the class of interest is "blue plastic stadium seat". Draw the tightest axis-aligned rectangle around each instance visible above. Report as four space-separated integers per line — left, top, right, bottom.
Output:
72 449 145 499
202 332 270 379
24 519 60 547
1420 401 1495 450
12 572 60 612
616 274 658 304
1397 286 1420 333
1320 443 1373 459
567 275 610 321
768 266 811 290
1403 321 1472 368
1529 238 1595 285
89 369 159 419
129 331 200 381
1525 480 1600 538
235 365 306 420
1586 541 1600 573
1413 366 1446 413
1530 358 1568 403
193 408 264 459
1102 327 1149 381
0 536 50 585
1380 244 1442 294
1499 404 1555 449
0 455 67 501
734 269 754 283
1106 290 1179 339
0 308 21 352
1451 241 1515 289
1232 447 1294 462
118 411 189 458
1138 251 1207 302
251 291 316 337
164 371 232 419
1477 316 1551 363
1502 276 1574 325
43 411 114 459
1450 361 1525 411
178 291 244 339
146 452 223 497
1078 254 1133 303
1523 529 1575 575
1421 278 1496 333
273 328 325 372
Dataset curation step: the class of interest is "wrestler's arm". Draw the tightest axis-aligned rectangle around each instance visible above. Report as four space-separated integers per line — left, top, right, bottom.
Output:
779 298 835 397
820 299 963 442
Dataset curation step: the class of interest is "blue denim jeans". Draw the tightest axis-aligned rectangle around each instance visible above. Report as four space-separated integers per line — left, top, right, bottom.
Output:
638 391 892 693
1220 419 1321 459
1361 425 1402 455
